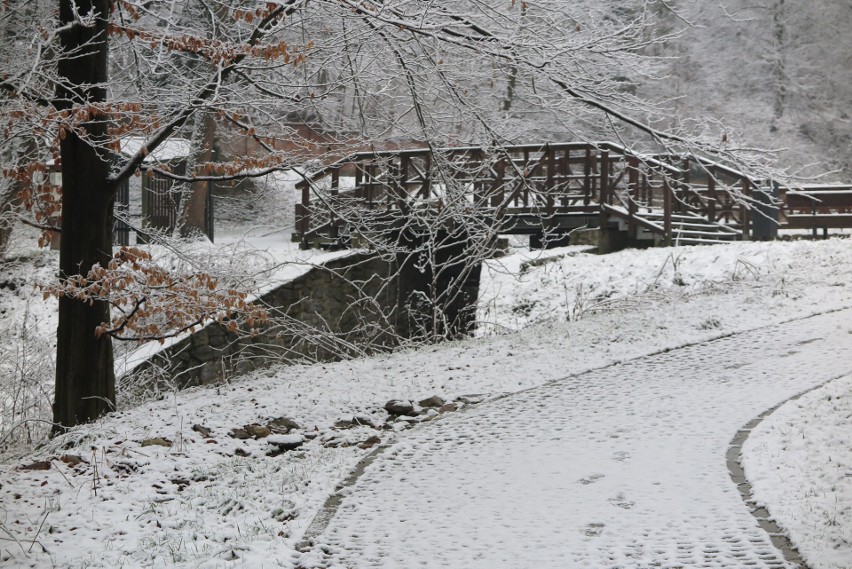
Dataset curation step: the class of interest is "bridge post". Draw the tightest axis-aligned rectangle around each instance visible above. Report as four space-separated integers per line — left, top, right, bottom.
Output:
395 224 482 340
599 150 610 237
707 168 717 223
627 156 639 240
490 158 505 207
330 168 339 242
546 145 555 220
296 181 311 249
751 182 779 241
663 177 673 246
421 153 431 199
740 178 752 240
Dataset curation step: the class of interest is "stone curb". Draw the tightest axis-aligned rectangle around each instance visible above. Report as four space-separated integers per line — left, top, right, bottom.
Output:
728 373 851 569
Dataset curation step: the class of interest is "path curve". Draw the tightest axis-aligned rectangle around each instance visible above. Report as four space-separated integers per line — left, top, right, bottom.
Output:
307 309 852 569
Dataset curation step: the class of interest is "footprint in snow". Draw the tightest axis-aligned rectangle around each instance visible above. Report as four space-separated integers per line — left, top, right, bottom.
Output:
578 473 605 485
608 493 635 510
582 522 606 537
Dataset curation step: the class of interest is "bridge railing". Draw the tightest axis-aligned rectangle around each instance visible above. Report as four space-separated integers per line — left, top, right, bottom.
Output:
642 153 766 239
294 141 781 247
780 185 852 235
295 142 697 245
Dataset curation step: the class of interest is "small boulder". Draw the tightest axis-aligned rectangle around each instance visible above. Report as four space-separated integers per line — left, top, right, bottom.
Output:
334 418 357 429
439 402 458 414
418 396 445 409
229 428 251 440
267 434 305 452
244 424 271 439
384 399 418 416
267 417 301 433
141 437 172 448
192 424 212 437
358 436 382 450
457 394 485 405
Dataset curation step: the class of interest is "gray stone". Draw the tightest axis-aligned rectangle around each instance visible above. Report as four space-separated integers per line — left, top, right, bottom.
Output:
199 364 218 384
457 394 485 405
230 428 251 440
267 434 305 451
244 424 271 439
384 399 417 416
334 418 357 429
418 395 445 408
141 437 172 448
267 416 301 433
191 332 209 348
192 424 212 437
358 436 382 449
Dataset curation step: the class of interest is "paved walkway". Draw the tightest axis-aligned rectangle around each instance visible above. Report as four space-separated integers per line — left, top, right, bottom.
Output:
307 309 852 568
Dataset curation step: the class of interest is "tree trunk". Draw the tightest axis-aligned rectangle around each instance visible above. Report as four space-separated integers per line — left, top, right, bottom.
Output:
178 110 216 239
53 0 116 432
0 183 20 261
770 0 786 132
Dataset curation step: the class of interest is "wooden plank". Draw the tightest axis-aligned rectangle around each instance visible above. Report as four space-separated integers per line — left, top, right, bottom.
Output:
783 214 852 229
786 190 852 209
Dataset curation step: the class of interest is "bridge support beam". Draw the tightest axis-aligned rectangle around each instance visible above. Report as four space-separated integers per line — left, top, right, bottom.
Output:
394 225 482 341
751 185 780 241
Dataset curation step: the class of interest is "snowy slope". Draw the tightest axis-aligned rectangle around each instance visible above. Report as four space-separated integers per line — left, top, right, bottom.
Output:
0 238 851 568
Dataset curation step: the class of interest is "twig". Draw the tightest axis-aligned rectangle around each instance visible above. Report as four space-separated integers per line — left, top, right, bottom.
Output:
0 419 60 450
27 507 49 554
0 521 27 555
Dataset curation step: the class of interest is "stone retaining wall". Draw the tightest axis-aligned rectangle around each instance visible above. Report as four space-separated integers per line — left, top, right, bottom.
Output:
132 250 480 388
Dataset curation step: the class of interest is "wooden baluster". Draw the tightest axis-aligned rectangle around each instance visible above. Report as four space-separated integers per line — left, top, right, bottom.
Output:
599 150 610 233
628 156 638 239
546 144 555 217
741 178 751 240
422 153 431 199
707 166 717 224
399 154 409 210
491 158 505 208
663 177 672 246
297 181 311 249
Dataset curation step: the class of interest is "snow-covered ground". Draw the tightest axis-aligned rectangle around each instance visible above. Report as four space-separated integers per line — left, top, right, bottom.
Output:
0 237 851 568
743 375 852 569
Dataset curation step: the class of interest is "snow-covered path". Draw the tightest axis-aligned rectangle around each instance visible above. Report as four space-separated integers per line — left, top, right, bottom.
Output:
311 309 852 569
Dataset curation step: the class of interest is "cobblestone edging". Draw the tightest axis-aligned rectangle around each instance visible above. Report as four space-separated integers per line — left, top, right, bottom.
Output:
726 375 849 569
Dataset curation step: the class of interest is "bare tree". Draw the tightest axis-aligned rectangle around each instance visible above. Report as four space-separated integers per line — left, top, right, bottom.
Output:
0 0 797 432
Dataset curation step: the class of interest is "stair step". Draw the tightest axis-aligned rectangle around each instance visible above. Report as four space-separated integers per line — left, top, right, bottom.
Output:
671 237 736 245
642 213 721 224
671 229 738 238
672 221 736 233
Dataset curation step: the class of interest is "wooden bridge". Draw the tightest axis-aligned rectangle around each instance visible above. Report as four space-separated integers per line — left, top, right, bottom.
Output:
294 142 852 250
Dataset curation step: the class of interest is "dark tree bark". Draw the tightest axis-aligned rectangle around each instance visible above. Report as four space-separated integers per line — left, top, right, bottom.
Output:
53 0 116 432
178 111 216 238
0 184 20 260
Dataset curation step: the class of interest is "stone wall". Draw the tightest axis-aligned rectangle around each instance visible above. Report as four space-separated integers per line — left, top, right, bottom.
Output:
131 250 481 389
